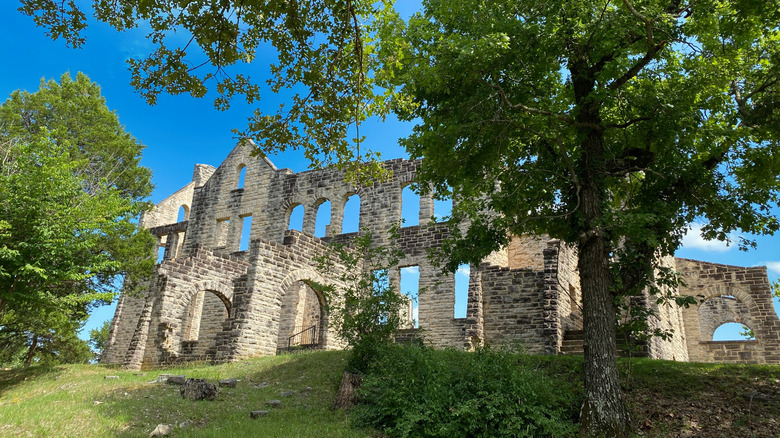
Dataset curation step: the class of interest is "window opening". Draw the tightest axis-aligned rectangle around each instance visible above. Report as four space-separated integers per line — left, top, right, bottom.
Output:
288 204 304 231
454 264 470 318
237 165 246 189
314 200 331 237
342 194 361 233
712 322 755 341
156 246 165 264
433 189 452 222
401 185 420 227
177 205 189 222
400 266 420 328
216 218 230 247
373 269 390 324
239 215 252 251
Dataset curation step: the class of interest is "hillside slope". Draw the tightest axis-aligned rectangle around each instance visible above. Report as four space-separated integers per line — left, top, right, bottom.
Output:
0 350 778 437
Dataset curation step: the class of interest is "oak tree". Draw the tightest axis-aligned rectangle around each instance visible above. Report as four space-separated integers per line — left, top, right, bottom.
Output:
377 0 780 434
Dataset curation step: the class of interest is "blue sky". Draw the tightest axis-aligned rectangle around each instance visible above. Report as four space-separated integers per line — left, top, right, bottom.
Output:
1 2 778 343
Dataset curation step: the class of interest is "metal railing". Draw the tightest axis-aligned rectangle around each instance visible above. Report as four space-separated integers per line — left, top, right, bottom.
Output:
288 325 318 349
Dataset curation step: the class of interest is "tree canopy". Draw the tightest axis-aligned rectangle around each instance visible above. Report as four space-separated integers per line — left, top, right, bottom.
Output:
18 0 390 178
377 0 780 433
0 72 155 366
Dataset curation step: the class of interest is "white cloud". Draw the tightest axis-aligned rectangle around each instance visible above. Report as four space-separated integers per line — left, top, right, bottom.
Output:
765 261 780 276
681 223 734 253
456 265 470 277
400 266 418 275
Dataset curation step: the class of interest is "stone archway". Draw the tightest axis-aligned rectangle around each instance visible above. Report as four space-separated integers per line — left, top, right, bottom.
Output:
276 280 329 351
177 279 234 359
275 270 334 352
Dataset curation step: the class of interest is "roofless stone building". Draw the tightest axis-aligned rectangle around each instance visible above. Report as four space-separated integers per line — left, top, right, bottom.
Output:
101 141 780 369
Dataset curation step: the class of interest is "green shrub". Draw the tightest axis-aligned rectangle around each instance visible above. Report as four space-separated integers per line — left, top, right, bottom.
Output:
352 344 579 437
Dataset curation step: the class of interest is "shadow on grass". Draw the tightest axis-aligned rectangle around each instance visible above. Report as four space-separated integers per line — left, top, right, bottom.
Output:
93 350 368 438
0 365 64 396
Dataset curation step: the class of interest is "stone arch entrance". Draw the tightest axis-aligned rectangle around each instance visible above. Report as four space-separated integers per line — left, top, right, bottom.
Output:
178 280 234 360
276 280 328 351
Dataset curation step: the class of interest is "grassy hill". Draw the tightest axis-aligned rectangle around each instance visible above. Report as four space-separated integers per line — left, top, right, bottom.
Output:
0 350 778 437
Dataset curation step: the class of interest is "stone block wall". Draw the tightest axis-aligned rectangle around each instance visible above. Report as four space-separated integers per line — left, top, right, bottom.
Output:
677 258 780 364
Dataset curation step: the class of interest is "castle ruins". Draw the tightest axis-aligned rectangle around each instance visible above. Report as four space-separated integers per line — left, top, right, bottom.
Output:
101 141 780 369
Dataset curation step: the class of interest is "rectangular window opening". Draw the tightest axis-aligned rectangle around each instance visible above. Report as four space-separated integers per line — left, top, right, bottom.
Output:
400 266 420 328
239 215 253 251
454 264 470 318
372 269 390 324
216 218 230 247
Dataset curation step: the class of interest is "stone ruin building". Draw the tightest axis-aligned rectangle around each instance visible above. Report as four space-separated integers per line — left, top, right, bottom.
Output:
101 141 780 369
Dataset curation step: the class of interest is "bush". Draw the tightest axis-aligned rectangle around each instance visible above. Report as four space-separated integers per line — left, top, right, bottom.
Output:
352 344 579 437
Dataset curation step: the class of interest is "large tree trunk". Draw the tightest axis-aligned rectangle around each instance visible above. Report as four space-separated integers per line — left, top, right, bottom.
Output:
575 95 631 435
578 232 630 435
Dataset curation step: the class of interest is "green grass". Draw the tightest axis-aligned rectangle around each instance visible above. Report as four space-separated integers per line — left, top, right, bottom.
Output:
1 350 778 437
0 351 368 438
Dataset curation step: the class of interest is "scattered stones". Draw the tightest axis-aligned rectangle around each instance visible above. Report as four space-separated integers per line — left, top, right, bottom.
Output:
167 375 187 385
179 420 191 429
265 399 282 407
104 376 120 380
149 424 173 437
180 378 219 401
219 378 237 388
155 374 173 383
281 390 295 397
254 382 269 388
93 401 103 405
250 410 269 419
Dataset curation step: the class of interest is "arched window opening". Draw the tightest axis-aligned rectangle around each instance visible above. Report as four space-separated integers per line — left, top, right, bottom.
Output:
176 204 189 222
400 266 420 328
712 322 755 341
433 187 452 222
288 204 304 231
454 264 470 318
401 184 420 227
342 194 361 233
314 200 331 238
237 165 247 189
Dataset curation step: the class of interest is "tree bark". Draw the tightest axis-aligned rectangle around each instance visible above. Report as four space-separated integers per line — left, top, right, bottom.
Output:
24 334 38 367
575 96 631 435
578 230 630 435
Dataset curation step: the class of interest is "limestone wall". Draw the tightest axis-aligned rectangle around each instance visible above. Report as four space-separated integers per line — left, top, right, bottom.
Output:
677 258 780 364
479 265 547 353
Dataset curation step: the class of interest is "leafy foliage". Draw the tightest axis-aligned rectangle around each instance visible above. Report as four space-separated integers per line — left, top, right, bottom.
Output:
352 344 579 437
374 1 780 433
0 73 155 366
89 320 112 361
315 227 409 373
18 0 395 180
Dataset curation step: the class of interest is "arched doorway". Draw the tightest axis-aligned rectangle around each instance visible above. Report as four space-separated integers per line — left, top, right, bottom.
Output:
180 289 231 359
276 280 327 351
